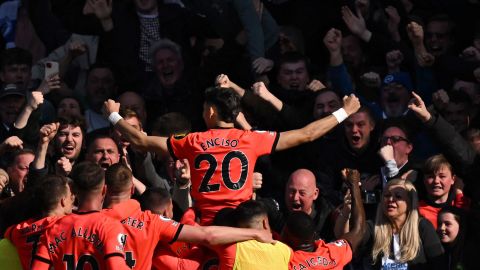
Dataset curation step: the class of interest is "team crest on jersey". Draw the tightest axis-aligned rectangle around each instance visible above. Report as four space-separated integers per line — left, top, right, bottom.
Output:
159 215 171 221
159 215 179 226
333 240 346 247
253 130 275 136
173 133 188 140
117 233 127 251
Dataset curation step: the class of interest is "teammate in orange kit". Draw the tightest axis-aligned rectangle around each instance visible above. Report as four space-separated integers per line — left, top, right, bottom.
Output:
104 82 360 224
31 162 131 270
103 163 275 270
5 175 74 270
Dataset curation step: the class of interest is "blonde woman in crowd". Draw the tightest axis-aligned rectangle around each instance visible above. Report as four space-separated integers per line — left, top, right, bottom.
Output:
335 179 446 270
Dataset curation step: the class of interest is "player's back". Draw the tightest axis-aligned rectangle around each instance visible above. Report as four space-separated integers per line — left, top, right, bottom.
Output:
168 128 278 224
5 216 60 270
104 199 184 270
289 239 352 270
32 211 129 270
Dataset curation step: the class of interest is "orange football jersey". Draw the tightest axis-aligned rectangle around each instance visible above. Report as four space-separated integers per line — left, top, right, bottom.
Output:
5 216 60 270
289 239 352 270
103 199 183 270
168 128 278 224
31 211 130 270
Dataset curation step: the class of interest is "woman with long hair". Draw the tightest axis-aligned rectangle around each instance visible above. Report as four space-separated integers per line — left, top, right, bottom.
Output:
335 178 446 269
437 206 474 270
369 179 446 269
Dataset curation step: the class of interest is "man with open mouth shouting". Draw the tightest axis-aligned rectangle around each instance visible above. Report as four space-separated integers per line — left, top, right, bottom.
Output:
30 115 86 179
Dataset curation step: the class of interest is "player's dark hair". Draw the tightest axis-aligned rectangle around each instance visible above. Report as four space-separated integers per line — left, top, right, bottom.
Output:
105 163 132 194
70 161 105 192
151 112 191 137
233 200 268 227
213 207 236 226
284 211 316 243
139 187 171 212
204 87 240 123
0 48 32 70
32 175 69 217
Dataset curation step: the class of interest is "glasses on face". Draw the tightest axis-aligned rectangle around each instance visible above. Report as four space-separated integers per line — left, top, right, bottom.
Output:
379 135 409 145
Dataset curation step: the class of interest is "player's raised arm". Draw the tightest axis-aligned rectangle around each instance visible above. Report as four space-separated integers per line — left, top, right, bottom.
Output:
275 94 360 151
103 99 169 157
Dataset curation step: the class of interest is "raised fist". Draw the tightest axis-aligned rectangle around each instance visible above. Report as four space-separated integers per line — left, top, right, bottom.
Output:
1 136 23 150
360 72 381 88
323 28 342 53
56 157 73 176
385 50 404 71
253 172 263 190
102 99 121 118
306 79 326 92
39 122 60 144
68 41 88 59
27 91 44 110
342 94 361 116
215 74 231 88
378 144 395 162
406 22 424 48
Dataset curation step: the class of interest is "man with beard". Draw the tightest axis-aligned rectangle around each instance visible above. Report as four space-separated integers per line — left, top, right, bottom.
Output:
84 63 117 133
380 72 413 119
30 116 85 178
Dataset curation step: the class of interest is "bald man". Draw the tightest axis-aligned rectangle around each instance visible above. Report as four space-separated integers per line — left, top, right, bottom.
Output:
285 169 319 215
266 169 335 241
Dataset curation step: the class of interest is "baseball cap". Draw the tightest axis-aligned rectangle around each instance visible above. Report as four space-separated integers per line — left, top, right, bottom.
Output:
0 84 25 99
382 72 413 91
